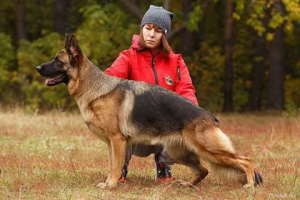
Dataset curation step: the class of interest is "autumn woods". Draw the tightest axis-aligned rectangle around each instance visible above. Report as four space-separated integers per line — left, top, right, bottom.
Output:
1 0 300 112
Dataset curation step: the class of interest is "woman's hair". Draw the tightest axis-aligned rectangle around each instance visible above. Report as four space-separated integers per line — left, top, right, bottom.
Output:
138 28 173 58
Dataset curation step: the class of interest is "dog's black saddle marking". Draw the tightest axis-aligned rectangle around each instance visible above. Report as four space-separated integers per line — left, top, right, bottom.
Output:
130 85 217 135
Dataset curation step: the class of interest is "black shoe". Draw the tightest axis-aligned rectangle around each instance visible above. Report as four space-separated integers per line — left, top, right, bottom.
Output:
154 153 174 183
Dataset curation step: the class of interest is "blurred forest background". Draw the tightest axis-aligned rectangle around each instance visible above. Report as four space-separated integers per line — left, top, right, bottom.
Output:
0 0 300 113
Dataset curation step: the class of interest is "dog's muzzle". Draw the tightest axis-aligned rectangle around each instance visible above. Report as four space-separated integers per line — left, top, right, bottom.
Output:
36 64 68 86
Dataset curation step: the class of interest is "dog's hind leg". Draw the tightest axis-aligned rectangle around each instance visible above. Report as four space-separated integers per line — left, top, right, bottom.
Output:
180 156 208 187
183 124 261 188
166 146 208 187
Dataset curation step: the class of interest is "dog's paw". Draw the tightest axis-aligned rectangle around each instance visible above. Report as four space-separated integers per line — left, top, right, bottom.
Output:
180 182 191 187
178 181 194 188
96 182 108 189
242 183 254 189
105 175 112 184
97 181 118 189
106 180 118 189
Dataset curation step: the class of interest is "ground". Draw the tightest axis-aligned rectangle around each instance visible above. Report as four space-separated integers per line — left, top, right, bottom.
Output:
0 109 299 199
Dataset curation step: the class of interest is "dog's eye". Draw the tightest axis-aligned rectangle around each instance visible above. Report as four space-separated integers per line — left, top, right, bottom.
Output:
54 57 62 63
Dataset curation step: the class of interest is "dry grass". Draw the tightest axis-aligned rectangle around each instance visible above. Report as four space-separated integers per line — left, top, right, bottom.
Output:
0 109 299 199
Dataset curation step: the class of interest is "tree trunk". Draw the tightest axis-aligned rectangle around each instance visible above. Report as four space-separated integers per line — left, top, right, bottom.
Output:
53 0 71 35
119 0 143 21
179 0 196 57
268 2 285 110
223 0 234 112
15 0 27 40
163 0 171 10
249 36 267 110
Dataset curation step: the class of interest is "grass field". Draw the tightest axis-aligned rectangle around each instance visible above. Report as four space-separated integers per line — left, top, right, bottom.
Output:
0 109 299 199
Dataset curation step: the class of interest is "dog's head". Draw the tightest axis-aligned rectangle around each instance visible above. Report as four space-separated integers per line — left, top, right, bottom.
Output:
36 34 82 86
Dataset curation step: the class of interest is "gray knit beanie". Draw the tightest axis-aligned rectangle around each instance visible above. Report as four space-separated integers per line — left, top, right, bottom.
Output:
141 5 174 35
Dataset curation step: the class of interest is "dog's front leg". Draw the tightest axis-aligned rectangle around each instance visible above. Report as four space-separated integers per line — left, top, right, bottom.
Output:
105 141 112 184
96 138 113 189
97 133 126 189
108 134 127 188
97 142 112 188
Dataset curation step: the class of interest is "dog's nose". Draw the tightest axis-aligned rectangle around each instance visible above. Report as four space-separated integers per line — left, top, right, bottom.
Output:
36 65 42 71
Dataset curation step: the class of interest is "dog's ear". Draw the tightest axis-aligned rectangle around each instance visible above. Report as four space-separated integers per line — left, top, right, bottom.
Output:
69 34 81 58
64 33 70 49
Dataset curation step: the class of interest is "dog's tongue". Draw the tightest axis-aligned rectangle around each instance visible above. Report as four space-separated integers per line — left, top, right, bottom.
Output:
45 74 63 86
45 78 56 86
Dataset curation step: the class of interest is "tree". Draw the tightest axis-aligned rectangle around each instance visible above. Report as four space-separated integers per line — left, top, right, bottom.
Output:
179 0 197 57
15 0 27 40
246 0 300 110
223 0 234 112
53 0 71 35
119 0 143 20
249 35 267 110
249 13 268 111
267 1 285 110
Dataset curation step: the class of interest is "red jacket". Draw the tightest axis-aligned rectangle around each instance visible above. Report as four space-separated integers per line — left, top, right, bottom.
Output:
105 35 198 106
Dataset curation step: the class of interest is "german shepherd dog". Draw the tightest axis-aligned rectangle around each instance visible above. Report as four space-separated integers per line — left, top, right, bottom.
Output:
36 35 262 189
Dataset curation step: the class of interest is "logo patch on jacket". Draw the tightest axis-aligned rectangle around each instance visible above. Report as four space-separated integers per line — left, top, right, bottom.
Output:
165 75 174 86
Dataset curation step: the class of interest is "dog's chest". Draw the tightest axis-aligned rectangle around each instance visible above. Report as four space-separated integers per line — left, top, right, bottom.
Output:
76 96 120 135
81 109 112 137
85 121 107 137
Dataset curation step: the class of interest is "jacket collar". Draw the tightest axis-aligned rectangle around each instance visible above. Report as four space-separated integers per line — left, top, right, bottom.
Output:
130 34 141 49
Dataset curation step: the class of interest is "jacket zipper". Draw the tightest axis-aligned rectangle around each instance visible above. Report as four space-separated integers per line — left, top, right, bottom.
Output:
152 57 158 85
177 66 181 81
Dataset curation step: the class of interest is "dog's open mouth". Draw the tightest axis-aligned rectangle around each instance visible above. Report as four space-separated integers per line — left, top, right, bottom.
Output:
45 73 66 86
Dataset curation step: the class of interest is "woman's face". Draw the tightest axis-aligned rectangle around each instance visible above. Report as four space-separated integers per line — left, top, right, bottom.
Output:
142 24 163 50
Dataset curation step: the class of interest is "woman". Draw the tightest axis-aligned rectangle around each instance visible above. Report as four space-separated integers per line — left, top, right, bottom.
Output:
105 5 198 183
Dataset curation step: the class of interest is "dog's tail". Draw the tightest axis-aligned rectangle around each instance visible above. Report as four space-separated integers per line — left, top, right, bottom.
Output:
209 162 246 184
208 162 262 186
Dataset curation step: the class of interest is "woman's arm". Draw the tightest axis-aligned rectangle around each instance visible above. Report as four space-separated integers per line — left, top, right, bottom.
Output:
105 50 131 79
175 56 199 106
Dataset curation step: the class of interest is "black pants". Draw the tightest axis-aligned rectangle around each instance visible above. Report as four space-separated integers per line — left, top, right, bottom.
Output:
124 144 174 166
